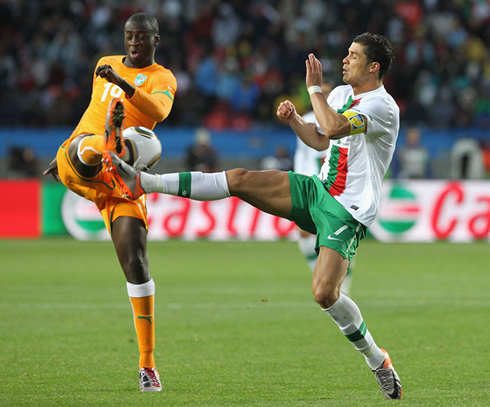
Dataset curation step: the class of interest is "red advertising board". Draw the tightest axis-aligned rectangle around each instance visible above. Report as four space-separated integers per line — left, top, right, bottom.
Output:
0 180 41 238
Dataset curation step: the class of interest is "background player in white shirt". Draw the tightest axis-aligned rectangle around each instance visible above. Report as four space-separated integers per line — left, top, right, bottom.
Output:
105 33 402 399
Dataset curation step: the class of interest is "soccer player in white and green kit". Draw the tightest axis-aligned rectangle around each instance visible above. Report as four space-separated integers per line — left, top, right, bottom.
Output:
104 33 402 399
294 80 355 296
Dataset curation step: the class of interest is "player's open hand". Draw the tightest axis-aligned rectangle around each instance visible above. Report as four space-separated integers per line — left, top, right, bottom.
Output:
43 157 59 182
276 100 297 123
306 53 323 89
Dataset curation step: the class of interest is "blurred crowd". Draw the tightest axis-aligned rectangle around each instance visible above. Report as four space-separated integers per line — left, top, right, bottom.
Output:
1 0 489 130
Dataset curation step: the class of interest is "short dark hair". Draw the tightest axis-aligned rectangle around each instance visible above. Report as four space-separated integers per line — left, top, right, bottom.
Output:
126 13 159 35
353 33 394 79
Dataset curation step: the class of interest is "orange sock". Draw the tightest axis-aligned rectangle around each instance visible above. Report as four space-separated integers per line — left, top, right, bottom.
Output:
130 295 156 368
77 135 105 165
127 279 156 369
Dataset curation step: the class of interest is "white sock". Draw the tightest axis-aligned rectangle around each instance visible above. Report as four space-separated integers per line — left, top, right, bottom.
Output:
127 278 155 297
324 293 385 369
140 171 230 201
297 234 317 272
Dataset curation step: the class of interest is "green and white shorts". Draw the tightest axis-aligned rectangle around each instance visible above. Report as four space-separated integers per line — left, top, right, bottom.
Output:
287 172 367 261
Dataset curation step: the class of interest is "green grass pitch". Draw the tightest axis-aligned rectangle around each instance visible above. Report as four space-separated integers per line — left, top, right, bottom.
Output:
0 238 488 406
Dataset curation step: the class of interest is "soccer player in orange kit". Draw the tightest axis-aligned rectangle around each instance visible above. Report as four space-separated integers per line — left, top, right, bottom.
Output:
43 12 176 392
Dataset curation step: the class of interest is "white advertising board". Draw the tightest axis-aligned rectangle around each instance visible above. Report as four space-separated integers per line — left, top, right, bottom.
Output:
62 191 296 241
62 180 490 242
370 180 490 242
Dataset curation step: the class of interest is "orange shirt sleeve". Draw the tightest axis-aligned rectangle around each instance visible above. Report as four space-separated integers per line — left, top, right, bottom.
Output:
126 68 177 123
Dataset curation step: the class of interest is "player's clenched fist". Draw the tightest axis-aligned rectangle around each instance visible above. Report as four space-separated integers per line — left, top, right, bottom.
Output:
276 100 297 123
96 64 123 85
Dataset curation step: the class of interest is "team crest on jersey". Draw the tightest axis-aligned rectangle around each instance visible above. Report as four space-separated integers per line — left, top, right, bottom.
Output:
134 74 148 86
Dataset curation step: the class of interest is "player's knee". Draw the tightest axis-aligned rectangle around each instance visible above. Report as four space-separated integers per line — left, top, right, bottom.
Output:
312 281 340 309
122 255 149 284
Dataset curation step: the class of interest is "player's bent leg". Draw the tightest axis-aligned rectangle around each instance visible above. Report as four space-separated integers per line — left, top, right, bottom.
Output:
77 135 106 166
67 134 104 178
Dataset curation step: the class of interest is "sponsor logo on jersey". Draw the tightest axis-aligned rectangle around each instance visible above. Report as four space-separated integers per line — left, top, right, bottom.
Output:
134 74 148 86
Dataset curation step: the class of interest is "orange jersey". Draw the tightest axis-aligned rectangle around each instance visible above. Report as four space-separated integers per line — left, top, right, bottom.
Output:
71 56 177 138
57 55 176 232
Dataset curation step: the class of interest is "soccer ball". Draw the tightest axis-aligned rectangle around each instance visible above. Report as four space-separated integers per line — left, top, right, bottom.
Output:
123 126 162 171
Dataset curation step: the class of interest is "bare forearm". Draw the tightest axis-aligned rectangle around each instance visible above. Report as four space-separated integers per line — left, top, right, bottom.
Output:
289 113 330 151
118 78 135 98
310 93 350 139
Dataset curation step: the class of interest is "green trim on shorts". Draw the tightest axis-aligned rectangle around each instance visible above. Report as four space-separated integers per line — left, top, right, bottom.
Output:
287 172 366 260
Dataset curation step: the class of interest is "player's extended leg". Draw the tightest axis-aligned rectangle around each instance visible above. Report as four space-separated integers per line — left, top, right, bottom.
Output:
111 216 162 392
313 246 402 399
226 168 292 218
103 152 293 218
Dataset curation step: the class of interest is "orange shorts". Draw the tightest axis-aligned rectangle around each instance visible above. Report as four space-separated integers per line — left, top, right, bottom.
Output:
56 138 148 234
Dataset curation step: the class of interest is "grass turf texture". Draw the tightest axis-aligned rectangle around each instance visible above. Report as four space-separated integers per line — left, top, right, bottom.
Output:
0 238 488 406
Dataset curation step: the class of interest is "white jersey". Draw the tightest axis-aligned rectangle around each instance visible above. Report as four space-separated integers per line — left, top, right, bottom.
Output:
294 111 327 176
317 84 399 227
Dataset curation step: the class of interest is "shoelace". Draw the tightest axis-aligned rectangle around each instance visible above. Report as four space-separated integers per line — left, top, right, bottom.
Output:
144 369 160 386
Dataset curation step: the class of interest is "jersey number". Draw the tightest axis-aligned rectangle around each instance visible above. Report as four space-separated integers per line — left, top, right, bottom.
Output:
101 83 124 102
